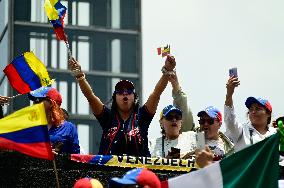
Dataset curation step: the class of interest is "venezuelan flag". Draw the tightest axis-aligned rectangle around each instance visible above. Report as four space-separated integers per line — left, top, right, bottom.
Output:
71 154 113 165
3 52 54 94
44 0 67 41
0 103 54 160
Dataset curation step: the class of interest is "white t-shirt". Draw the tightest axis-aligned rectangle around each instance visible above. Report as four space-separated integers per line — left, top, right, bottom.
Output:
149 131 197 158
206 138 226 157
224 105 277 152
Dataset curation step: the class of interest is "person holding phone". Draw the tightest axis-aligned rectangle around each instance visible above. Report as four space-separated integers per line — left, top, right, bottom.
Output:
224 76 277 152
197 106 234 159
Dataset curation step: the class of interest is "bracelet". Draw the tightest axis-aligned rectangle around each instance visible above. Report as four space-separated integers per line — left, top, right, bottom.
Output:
161 66 168 74
76 73 86 81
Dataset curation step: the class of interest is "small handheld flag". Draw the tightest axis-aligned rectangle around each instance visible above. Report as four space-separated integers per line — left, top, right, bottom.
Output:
157 45 171 57
44 0 67 41
44 0 72 58
3 52 54 94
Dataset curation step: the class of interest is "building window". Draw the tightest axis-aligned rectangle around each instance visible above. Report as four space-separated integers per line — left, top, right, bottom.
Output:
77 124 90 154
0 0 8 34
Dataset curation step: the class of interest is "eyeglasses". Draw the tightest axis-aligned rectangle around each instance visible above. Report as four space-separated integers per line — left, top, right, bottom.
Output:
198 118 215 125
165 114 182 121
115 89 134 95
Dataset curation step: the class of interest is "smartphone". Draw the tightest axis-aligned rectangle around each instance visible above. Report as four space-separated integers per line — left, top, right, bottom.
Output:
229 67 238 77
196 132 205 150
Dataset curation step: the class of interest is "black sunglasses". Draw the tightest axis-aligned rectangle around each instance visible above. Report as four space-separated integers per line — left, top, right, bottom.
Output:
165 114 182 121
115 89 134 95
199 118 215 125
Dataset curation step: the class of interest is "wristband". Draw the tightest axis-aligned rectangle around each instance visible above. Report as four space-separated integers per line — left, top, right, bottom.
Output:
161 66 168 74
76 73 85 81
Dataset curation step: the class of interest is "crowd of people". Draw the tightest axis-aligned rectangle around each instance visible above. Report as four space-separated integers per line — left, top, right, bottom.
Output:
0 54 281 187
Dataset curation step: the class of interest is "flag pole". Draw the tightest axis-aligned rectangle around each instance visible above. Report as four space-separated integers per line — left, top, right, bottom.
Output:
11 93 22 99
52 159 60 188
65 40 72 59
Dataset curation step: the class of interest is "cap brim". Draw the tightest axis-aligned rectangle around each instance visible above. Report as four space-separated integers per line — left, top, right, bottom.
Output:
29 87 50 98
164 109 182 117
110 177 137 185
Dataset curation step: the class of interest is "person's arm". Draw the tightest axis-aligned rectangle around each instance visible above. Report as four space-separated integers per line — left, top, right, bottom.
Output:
144 55 176 114
0 95 11 106
0 95 11 119
225 77 240 107
224 77 242 142
169 71 194 132
68 58 104 116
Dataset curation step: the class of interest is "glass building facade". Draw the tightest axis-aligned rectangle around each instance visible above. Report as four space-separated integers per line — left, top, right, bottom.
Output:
0 0 142 154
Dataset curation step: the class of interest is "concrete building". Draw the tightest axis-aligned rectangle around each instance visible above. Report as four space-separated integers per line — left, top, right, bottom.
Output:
0 0 142 154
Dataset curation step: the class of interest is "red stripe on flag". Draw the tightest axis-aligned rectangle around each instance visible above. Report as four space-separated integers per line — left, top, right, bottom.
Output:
54 27 67 41
0 137 54 160
3 64 31 94
157 47 162 55
71 154 94 163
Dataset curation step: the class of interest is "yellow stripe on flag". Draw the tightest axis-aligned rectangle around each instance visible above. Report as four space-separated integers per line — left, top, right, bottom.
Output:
0 103 48 134
44 0 59 20
23 52 54 86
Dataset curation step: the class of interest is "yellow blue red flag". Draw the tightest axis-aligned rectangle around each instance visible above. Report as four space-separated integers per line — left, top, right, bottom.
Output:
0 103 54 160
44 0 67 41
3 52 54 94
157 45 171 57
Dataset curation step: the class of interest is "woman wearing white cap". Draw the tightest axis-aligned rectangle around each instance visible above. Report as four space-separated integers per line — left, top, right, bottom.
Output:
225 77 277 152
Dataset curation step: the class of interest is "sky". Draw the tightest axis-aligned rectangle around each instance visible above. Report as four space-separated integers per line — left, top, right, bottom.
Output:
141 0 284 140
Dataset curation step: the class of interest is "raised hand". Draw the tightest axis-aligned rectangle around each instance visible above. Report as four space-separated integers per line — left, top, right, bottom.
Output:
68 57 84 78
0 95 12 106
225 76 240 107
226 76 240 97
195 145 214 168
164 55 176 71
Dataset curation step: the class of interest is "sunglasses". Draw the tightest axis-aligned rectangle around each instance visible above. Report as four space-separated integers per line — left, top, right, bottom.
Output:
165 114 182 121
198 118 215 125
115 89 134 95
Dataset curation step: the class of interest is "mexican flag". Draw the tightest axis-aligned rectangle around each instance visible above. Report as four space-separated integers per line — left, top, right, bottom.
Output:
162 133 279 188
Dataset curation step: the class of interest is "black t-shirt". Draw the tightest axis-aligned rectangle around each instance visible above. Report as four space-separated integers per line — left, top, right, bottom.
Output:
96 105 153 156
